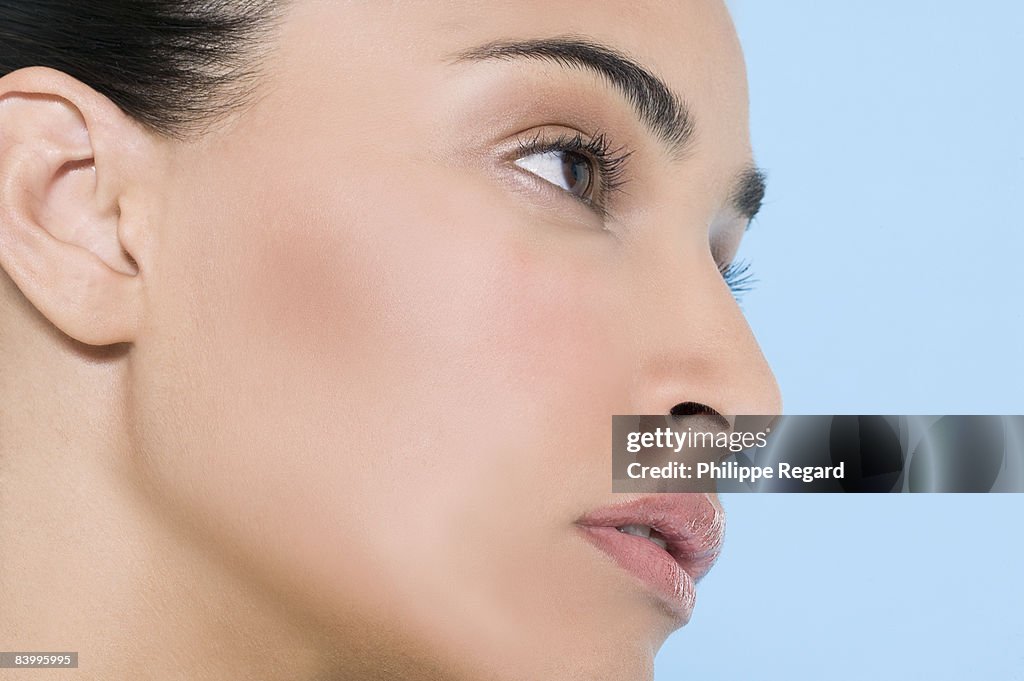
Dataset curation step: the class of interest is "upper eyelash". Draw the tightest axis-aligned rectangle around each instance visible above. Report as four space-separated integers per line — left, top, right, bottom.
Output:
719 259 757 300
514 130 632 215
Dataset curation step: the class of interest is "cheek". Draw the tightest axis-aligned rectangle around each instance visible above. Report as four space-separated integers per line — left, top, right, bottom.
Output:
129 147 644 661
238 164 635 430
230 170 635 524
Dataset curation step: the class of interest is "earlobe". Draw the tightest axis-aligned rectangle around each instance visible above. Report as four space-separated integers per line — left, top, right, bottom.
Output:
0 67 149 346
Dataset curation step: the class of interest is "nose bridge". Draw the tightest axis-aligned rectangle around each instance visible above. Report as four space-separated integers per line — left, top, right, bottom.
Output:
629 253 781 417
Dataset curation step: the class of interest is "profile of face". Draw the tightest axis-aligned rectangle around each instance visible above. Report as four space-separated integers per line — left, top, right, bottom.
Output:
0 1 781 679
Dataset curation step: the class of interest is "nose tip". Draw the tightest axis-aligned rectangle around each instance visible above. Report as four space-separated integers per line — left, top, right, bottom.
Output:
635 331 781 418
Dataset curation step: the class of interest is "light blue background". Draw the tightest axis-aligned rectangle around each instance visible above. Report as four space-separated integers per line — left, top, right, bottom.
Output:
657 2 1024 679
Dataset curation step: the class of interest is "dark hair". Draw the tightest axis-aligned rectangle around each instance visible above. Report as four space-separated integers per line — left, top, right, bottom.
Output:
0 1 282 138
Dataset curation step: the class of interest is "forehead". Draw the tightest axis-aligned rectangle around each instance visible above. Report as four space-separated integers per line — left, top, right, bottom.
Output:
275 0 751 153
421 0 743 72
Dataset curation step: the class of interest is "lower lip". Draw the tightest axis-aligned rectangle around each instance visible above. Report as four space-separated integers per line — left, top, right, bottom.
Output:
577 525 696 622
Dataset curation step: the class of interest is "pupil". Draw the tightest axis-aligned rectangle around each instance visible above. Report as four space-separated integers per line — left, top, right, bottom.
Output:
561 152 591 197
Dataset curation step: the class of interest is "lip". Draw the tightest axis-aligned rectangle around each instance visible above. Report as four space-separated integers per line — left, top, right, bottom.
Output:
575 494 725 623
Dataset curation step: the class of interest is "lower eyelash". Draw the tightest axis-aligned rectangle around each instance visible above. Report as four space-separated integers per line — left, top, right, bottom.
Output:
719 259 757 300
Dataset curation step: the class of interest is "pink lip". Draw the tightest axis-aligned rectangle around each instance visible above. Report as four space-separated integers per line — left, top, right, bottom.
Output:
575 494 725 623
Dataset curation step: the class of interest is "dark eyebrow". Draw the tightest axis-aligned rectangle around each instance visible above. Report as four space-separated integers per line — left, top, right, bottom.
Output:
732 166 767 225
453 37 695 155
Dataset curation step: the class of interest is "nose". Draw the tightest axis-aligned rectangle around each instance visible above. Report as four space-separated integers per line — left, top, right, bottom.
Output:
628 254 782 418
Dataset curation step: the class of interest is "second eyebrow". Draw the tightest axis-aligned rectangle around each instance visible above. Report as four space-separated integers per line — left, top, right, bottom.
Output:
453 36 696 157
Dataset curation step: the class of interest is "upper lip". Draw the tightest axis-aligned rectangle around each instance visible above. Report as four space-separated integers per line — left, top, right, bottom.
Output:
575 494 725 581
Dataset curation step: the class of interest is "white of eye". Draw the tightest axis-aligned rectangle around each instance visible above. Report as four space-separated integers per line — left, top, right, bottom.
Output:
514 150 593 198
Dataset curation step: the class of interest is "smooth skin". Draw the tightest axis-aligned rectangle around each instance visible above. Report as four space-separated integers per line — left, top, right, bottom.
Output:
0 1 781 680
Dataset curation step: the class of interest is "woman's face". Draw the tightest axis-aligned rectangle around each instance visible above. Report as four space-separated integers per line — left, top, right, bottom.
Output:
128 0 780 678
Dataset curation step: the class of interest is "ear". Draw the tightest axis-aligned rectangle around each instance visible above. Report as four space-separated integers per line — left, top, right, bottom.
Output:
0 66 154 346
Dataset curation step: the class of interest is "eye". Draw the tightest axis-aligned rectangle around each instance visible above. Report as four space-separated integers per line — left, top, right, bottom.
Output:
509 130 631 216
514 149 594 200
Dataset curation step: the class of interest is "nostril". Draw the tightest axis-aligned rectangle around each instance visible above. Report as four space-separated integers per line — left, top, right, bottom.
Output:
670 401 720 417
669 401 731 431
